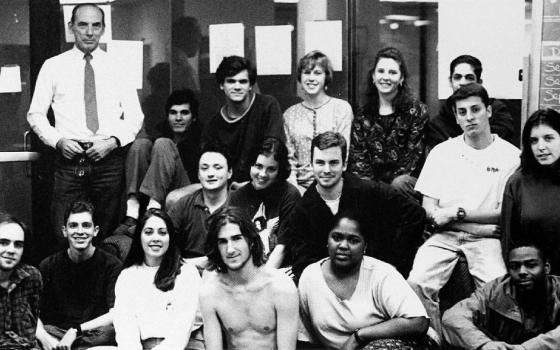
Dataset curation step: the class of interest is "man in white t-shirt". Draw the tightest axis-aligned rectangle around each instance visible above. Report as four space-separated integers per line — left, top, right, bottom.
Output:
407 83 520 340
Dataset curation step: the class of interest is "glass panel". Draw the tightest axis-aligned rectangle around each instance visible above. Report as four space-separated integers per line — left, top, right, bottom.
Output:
0 0 30 152
171 0 349 122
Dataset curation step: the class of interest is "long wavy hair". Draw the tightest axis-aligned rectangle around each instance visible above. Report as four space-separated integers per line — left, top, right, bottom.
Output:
361 47 413 117
205 206 265 273
124 209 182 292
521 109 560 176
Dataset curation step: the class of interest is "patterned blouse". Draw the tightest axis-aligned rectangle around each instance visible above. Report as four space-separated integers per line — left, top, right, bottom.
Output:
349 99 429 182
283 97 353 188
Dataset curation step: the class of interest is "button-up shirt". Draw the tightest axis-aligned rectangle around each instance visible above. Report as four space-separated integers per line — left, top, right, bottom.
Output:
0 264 42 345
28 46 144 148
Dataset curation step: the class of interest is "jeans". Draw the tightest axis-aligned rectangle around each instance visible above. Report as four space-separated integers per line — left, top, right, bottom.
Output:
407 230 506 338
126 138 190 206
51 146 125 247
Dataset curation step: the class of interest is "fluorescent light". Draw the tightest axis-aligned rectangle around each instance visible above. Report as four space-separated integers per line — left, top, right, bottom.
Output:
59 0 114 4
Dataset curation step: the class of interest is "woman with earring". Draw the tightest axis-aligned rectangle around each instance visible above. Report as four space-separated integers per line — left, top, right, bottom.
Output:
298 212 435 350
112 209 204 349
349 47 428 200
501 109 560 274
283 50 353 189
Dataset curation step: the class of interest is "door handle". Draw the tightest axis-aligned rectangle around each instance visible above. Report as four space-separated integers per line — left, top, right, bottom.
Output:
24 130 32 177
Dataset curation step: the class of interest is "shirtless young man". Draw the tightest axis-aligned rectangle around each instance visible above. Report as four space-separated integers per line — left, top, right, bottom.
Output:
200 207 298 350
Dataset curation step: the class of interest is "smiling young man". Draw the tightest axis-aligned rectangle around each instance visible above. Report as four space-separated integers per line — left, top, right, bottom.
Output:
0 212 42 348
111 89 202 242
200 207 298 350
407 83 520 339
27 3 143 244
167 142 231 262
229 137 301 268
443 243 560 350
36 200 122 350
285 131 426 281
201 56 285 188
426 55 514 149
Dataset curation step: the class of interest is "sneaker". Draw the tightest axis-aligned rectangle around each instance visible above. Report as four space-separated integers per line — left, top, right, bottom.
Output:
113 216 137 236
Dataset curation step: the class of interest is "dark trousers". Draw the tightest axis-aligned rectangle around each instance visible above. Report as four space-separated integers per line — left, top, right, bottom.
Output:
51 147 125 247
43 324 116 350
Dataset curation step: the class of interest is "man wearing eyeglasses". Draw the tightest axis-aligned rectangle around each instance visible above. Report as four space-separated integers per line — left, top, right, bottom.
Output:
27 3 144 247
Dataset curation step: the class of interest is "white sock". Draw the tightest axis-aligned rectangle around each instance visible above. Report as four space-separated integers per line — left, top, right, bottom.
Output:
126 196 140 219
147 198 162 210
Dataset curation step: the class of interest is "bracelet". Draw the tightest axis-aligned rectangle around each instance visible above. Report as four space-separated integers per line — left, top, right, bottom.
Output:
72 323 83 336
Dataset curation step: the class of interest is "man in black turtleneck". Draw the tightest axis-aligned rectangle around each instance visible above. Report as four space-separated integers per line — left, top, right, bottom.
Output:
443 243 560 350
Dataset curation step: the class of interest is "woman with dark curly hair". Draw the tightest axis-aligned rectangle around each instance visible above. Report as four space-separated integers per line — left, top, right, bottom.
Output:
349 47 428 200
112 209 203 349
501 109 560 274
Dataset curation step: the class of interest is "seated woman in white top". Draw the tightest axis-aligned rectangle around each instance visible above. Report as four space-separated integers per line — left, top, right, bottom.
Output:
112 209 203 350
298 211 435 350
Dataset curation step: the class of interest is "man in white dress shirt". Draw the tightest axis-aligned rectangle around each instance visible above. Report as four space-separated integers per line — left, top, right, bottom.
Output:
27 3 143 246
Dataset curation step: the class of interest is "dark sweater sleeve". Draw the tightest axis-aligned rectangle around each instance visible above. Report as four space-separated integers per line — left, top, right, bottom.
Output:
104 255 123 308
500 174 521 262
489 99 514 142
285 202 321 279
275 185 301 253
263 96 285 142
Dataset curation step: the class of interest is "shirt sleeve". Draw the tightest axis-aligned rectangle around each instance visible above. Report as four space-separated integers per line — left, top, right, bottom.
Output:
374 268 427 319
27 59 62 148
113 269 143 350
297 269 318 344
105 257 123 308
114 81 144 146
336 100 354 163
264 96 285 142
400 102 429 175
283 109 299 185
349 114 374 180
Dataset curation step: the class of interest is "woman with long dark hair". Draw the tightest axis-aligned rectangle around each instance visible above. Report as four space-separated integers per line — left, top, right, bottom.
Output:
501 109 560 273
112 209 203 349
350 47 428 199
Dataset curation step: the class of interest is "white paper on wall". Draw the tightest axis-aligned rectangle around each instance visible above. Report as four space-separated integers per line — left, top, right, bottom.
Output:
209 23 245 73
304 20 342 71
63 4 112 44
106 40 143 89
0 65 22 93
255 25 293 75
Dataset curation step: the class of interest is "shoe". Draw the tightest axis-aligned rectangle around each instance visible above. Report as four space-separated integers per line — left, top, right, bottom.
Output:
113 216 137 236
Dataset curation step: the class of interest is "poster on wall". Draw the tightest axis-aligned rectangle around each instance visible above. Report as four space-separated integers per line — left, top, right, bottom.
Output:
62 4 112 43
107 40 143 89
304 20 342 71
209 23 245 73
255 25 293 75
0 65 21 93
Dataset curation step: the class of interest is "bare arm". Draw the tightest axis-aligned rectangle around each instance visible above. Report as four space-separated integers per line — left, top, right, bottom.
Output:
200 284 224 350
275 275 299 350
36 318 59 350
341 317 428 350
267 244 285 269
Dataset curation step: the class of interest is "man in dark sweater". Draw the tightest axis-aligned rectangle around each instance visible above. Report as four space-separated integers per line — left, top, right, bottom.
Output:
426 55 514 150
36 201 121 350
284 132 426 281
201 55 285 188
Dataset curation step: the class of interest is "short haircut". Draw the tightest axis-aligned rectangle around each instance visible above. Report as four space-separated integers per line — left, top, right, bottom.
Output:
296 50 333 87
0 211 31 262
251 137 291 181
165 89 199 121
521 109 560 174
70 3 105 27
200 140 232 171
125 209 181 292
63 200 95 227
310 131 347 163
329 210 364 238
205 206 265 273
508 239 548 263
449 83 490 112
450 55 483 81
215 56 257 85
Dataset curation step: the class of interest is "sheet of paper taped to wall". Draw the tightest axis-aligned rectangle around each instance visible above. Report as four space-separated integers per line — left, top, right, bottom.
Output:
0 65 21 93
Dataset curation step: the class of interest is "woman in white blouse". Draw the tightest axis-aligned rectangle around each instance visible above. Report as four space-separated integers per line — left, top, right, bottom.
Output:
112 209 203 350
283 50 353 189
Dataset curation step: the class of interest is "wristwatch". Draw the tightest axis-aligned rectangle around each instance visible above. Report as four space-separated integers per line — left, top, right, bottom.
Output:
71 323 83 336
456 207 466 222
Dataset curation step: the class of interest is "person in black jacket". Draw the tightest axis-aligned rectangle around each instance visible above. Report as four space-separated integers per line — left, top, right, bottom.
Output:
284 131 426 281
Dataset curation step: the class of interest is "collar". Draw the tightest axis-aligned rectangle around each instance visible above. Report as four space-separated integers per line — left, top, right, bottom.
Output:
193 189 229 210
2 264 31 294
71 45 104 60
